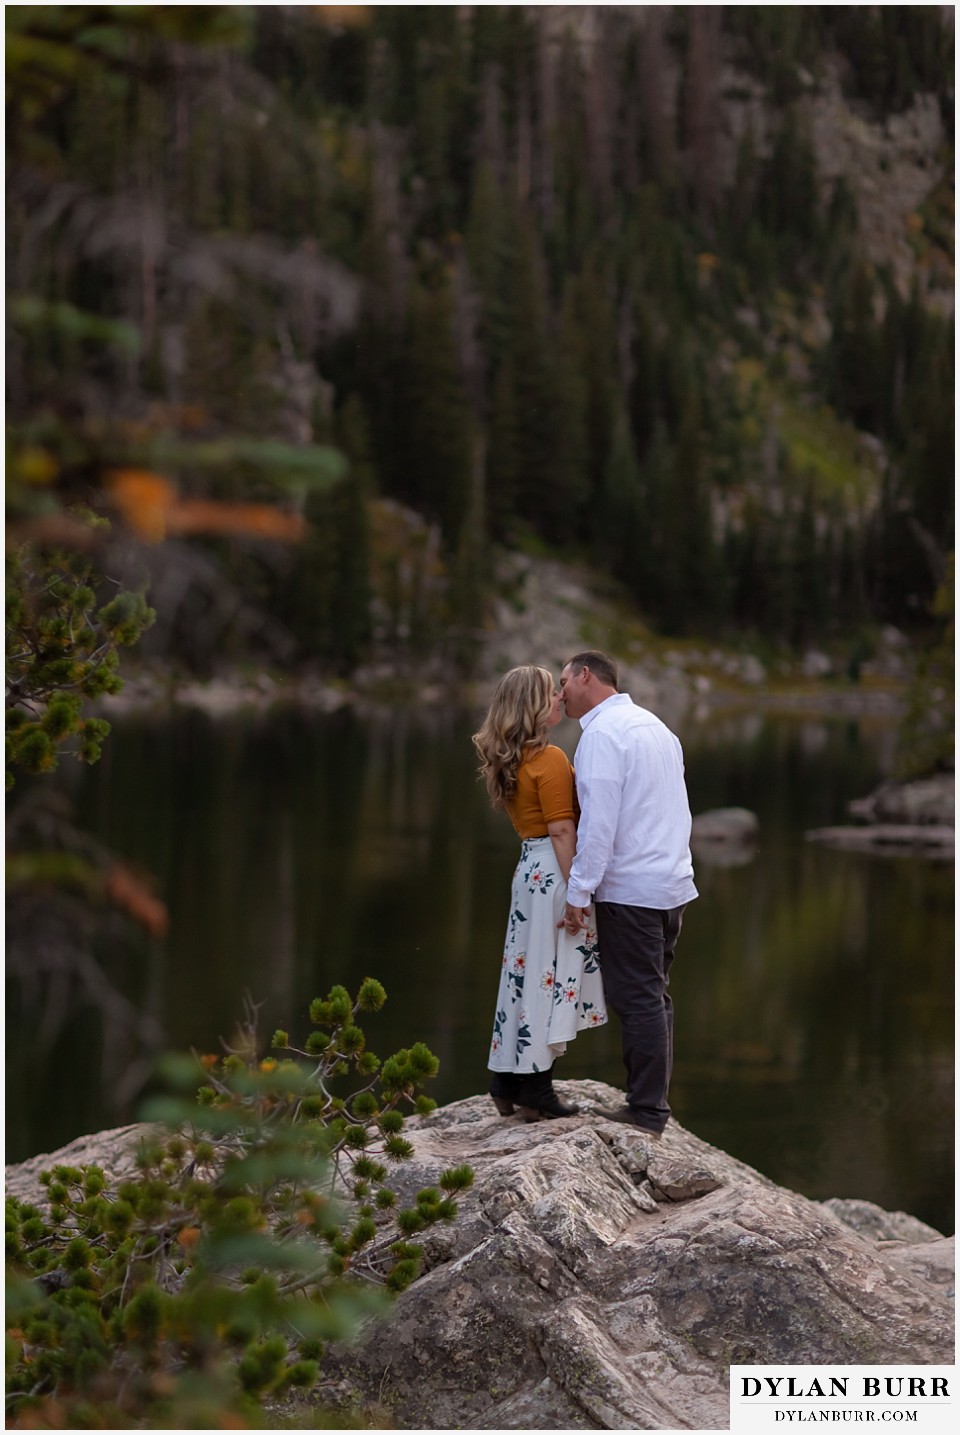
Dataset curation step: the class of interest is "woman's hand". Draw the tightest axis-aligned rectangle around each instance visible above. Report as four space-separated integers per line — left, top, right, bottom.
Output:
559 902 587 934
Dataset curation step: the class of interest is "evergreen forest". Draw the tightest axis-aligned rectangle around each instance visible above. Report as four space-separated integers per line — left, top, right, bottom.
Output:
4 20 955 1416
6 4 955 681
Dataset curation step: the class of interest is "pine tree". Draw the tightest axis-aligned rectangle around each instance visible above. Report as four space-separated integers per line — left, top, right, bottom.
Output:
549 280 590 534
411 13 471 235
395 274 473 547
665 391 722 632
549 30 595 277
628 301 661 462
329 395 375 671
599 403 645 587
570 255 618 522
450 431 487 672
757 106 823 277
822 260 881 432
633 419 674 618
486 352 521 538
636 7 676 189
499 206 558 537
789 478 829 649
465 159 502 316
681 6 723 219
727 123 762 242
832 521 864 637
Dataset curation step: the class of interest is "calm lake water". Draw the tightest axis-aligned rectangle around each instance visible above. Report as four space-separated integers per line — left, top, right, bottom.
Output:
7 701 954 1235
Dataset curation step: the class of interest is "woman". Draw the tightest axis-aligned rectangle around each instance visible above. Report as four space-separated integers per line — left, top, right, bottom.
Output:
472 665 607 1121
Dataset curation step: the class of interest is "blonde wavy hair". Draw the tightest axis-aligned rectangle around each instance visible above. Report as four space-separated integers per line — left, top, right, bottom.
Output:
471 665 556 811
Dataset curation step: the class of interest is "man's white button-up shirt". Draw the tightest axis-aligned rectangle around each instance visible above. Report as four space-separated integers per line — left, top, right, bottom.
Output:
566 693 698 911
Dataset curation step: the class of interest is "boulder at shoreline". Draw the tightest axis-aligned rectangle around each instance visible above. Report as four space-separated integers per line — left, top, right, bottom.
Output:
6 1083 953 1431
691 807 760 844
806 773 954 857
848 773 954 827
805 822 954 855
315 1082 952 1429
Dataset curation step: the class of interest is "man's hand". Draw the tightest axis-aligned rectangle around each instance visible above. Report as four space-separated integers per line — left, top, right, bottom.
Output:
559 903 587 935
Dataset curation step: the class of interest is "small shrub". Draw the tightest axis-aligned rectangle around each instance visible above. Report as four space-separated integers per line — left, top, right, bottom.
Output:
5 980 472 1428
5 537 156 789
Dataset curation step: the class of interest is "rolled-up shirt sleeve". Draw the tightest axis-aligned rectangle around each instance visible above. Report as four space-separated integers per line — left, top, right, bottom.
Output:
566 731 623 907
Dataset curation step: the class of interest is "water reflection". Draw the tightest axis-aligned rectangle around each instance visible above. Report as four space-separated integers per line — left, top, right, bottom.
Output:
6 703 953 1234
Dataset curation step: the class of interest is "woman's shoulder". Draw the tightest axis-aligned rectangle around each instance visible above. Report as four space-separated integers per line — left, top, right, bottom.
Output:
522 743 573 774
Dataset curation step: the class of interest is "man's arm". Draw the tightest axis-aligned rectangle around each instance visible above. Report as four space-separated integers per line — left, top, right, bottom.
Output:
562 732 623 924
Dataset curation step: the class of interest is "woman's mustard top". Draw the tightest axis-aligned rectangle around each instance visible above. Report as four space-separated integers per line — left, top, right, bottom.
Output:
506 744 576 839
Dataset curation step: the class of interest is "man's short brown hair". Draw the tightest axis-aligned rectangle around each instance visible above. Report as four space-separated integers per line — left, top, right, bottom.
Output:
563 650 619 689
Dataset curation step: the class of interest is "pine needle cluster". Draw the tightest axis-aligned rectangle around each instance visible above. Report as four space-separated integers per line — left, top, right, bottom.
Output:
5 979 473 1428
5 535 155 790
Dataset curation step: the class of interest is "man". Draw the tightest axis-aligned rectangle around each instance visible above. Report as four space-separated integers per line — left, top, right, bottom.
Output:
559 650 697 1138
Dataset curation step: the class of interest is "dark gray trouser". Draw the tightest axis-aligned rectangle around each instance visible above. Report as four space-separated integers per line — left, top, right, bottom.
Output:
594 901 686 1134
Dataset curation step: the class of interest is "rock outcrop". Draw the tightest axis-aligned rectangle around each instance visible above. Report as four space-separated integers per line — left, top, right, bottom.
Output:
317 1082 952 1430
805 823 954 856
691 808 759 844
4 1123 150 1204
7 1084 953 1432
690 808 760 869
806 773 955 857
848 773 954 828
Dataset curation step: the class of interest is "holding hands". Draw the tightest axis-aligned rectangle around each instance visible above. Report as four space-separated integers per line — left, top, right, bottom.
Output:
559 902 587 935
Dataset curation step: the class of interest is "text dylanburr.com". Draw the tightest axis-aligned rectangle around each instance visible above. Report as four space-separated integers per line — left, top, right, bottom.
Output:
730 1367 954 1434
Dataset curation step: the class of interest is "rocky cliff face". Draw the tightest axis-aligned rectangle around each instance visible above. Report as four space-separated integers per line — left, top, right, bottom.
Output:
7 1084 953 1432
806 80 949 308
717 62 950 310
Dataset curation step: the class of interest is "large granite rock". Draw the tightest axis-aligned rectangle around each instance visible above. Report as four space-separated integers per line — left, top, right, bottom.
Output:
316 1082 952 1430
7 1084 953 1432
691 808 759 844
848 774 954 828
4 1123 150 1203
805 823 954 856
690 808 760 867
806 773 955 856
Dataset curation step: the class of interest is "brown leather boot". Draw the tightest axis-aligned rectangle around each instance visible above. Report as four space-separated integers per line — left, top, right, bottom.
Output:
488 1071 521 1115
515 1067 579 1122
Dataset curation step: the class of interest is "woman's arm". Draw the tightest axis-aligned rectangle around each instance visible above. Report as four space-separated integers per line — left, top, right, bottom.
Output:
547 818 577 885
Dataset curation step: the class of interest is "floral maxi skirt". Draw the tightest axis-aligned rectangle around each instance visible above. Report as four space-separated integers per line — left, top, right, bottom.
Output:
487 835 608 1074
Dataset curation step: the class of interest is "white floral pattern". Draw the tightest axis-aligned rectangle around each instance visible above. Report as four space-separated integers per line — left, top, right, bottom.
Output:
488 836 608 1073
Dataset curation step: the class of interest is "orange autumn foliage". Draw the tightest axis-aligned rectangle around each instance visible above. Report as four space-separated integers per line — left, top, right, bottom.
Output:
104 862 169 938
106 469 171 541
312 5 371 27
106 469 305 543
167 498 305 541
